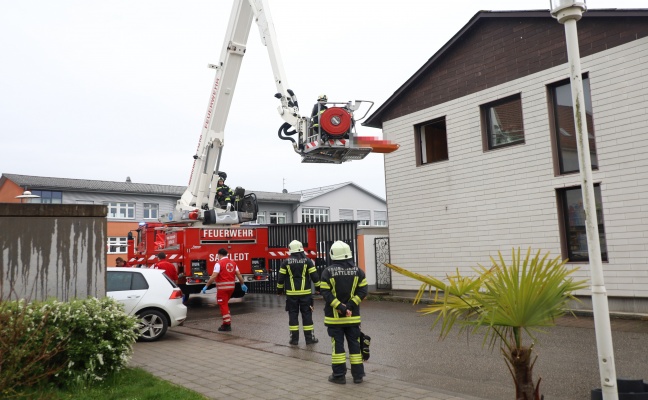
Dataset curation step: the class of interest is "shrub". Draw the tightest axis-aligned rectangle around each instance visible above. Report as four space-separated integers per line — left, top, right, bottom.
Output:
0 297 139 394
52 297 140 384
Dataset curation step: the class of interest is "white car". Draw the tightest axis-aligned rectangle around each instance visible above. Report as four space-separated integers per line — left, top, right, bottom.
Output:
107 267 187 342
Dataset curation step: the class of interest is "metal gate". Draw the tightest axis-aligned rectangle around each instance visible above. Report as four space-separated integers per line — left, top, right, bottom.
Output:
247 221 358 294
374 237 391 290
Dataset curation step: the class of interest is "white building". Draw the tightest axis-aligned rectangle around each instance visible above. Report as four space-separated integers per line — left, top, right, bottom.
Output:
364 9 648 313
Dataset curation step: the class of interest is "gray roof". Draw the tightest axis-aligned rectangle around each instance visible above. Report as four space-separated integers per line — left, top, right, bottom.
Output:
1 173 301 203
291 182 385 203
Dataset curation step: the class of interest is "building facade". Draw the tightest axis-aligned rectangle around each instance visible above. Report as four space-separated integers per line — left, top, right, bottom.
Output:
364 10 648 313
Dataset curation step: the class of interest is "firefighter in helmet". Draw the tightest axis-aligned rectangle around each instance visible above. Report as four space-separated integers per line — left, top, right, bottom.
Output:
310 94 328 131
277 240 321 345
320 240 368 384
215 172 233 209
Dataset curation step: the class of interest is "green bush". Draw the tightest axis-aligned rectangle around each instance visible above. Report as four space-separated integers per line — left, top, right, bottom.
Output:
0 297 139 394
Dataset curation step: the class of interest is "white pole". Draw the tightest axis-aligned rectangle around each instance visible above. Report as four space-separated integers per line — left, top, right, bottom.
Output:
558 7 618 399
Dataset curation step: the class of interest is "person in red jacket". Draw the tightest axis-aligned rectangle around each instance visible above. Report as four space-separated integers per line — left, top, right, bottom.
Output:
202 248 248 332
153 252 178 283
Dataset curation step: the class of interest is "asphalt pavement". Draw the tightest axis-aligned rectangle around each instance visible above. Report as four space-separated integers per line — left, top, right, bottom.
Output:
129 293 648 400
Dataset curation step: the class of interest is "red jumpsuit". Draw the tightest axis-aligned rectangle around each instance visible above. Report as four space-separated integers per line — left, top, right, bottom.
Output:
214 256 239 327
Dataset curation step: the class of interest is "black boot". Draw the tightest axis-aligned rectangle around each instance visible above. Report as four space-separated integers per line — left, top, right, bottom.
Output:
328 374 346 384
305 331 319 344
289 331 299 345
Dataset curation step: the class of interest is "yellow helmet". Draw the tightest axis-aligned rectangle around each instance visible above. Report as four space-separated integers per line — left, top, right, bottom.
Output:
329 241 352 261
288 240 304 254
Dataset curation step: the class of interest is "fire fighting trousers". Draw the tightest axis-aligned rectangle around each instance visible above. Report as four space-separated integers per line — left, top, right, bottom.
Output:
216 288 234 326
286 295 315 333
327 325 364 378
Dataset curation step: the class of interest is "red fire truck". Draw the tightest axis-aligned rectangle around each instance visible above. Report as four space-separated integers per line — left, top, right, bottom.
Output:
127 222 321 298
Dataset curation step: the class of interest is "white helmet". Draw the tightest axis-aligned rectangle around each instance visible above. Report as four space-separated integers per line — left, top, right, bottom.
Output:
317 94 327 102
288 240 304 254
329 241 352 261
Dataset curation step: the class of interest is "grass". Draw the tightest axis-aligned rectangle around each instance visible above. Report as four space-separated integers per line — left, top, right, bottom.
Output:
9 367 208 400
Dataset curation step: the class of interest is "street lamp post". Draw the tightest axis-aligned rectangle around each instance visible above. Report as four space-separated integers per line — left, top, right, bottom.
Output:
15 190 40 203
549 1 618 399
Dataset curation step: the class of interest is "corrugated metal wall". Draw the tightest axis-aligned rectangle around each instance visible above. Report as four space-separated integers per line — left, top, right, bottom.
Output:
248 221 358 294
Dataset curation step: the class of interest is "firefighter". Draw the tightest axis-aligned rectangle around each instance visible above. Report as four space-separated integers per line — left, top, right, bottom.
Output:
277 240 321 345
202 248 248 332
215 173 233 209
310 94 328 130
319 241 368 384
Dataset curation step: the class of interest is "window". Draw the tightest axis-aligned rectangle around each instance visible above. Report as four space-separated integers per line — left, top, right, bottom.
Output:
108 237 127 254
357 210 370 226
143 203 159 219
339 209 354 221
374 211 387 226
256 211 266 224
550 76 598 174
269 211 286 224
482 94 524 149
105 202 135 219
302 208 329 223
29 190 62 204
558 185 607 262
107 271 149 292
416 117 448 165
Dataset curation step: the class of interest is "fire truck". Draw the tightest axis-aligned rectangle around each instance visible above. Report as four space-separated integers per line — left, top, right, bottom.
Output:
127 0 396 296
127 222 325 298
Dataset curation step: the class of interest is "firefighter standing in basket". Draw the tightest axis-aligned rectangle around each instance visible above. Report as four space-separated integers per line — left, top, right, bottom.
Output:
320 241 368 384
277 240 320 345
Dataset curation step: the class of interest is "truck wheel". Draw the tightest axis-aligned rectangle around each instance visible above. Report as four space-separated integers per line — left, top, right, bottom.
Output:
136 309 168 342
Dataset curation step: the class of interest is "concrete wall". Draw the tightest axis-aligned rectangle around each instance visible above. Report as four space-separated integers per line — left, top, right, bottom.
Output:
0 204 107 301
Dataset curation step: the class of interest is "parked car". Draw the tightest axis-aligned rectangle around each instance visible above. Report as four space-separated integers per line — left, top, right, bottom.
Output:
107 267 187 342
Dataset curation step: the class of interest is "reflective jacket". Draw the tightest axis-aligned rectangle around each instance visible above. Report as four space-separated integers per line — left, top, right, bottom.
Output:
320 260 368 326
277 253 320 296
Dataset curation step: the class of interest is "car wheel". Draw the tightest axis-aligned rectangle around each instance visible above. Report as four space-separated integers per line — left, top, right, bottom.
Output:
136 309 168 342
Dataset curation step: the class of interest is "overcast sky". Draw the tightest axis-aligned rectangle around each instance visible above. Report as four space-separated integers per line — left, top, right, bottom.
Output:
1 0 643 198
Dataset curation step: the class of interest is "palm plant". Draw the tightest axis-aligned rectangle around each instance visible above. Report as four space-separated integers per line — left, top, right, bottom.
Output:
386 247 587 400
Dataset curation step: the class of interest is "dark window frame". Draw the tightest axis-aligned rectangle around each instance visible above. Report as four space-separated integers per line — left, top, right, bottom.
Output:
556 183 608 263
414 117 449 166
547 73 599 176
480 93 525 151
29 190 62 204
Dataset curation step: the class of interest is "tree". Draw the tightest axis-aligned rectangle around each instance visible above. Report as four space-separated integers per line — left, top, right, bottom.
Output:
386 248 587 400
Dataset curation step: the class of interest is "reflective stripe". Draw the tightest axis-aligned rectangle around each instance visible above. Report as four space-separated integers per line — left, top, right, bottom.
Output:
303 324 314 331
216 282 235 290
350 353 363 364
325 316 361 325
286 289 312 296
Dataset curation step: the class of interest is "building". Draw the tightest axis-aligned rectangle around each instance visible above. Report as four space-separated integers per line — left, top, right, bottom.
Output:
0 173 301 267
364 9 648 313
291 182 388 226
0 174 388 281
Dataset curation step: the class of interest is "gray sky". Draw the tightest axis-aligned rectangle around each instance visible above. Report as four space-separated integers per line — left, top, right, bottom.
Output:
1 0 643 198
